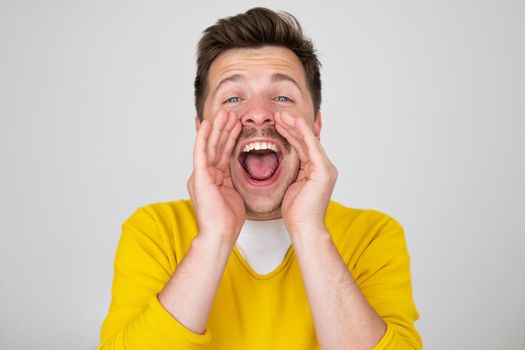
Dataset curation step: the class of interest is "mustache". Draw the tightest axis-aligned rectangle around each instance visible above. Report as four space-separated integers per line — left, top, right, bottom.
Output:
235 126 291 152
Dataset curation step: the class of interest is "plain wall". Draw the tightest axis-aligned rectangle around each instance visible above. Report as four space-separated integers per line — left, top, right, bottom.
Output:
1 0 524 349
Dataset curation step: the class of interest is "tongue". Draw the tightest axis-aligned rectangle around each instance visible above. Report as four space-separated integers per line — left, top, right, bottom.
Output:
244 152 278 180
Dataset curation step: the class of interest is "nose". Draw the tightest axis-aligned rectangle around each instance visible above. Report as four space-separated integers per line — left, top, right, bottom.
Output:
240 97 275 127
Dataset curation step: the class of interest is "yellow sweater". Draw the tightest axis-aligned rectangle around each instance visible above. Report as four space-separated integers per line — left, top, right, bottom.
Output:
98 200 422 349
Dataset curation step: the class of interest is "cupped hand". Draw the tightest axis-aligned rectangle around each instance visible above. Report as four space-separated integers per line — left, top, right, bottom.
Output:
275 112 338 236
187 111 245 246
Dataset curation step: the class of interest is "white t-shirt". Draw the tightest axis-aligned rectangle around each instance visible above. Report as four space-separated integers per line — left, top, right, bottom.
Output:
235 219 291 275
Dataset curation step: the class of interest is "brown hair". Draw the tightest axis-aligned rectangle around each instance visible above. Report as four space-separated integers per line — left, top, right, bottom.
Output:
194 7 322 120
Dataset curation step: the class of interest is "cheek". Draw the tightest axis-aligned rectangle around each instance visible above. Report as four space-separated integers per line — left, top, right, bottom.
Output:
207 101 244 121
223 104 243 114
202 96 225 121
299 107 316 124
205 105 220 121
283 105 315 125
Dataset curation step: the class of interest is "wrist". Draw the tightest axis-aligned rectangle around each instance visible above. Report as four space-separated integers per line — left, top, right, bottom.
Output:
284 217 327 238
195 229 238 254
288 223 330 244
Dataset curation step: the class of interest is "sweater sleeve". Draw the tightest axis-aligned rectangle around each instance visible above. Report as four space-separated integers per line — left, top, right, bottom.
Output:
351 212 423 350
97 207 212 350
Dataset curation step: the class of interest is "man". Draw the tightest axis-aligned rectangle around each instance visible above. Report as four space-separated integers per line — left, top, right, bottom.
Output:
98 7 422 350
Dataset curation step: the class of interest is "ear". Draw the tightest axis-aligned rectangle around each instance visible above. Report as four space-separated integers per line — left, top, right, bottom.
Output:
194 116 202 132
313 111 322 139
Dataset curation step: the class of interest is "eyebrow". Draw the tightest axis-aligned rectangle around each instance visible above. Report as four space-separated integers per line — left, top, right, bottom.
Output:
271 73 303 95
214 74 245 95
213 72 304 96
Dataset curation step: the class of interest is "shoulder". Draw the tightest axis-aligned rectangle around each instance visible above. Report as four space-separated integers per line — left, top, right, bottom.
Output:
121 199 195 232
136 199 196 225
326 200 403 234
326 201 408 267
120 199 198 266
132 198 197 236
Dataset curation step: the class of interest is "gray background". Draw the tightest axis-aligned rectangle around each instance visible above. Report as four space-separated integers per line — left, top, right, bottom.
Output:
1 0 524 349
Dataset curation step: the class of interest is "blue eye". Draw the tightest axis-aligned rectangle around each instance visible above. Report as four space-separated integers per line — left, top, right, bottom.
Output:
274 96 292 102
224 97 241 103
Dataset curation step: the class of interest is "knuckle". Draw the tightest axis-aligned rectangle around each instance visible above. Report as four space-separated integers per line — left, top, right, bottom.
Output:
325 164 338 181
187 178 193 193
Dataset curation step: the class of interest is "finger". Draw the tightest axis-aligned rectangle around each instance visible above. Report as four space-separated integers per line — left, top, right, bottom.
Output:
215 111 239 164
187 173 195 198
275 116 308 162
193 119 212 172
275 113 309 162
277 112 305 141
216 119 242 171
275 122 309 163
275 112 309 147
213 168 224 185
278 112 326 166
296 168 308 182
207 111 228 165
294 116 326 166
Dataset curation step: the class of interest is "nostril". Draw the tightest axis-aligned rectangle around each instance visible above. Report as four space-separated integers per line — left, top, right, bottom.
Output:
241 114 274 125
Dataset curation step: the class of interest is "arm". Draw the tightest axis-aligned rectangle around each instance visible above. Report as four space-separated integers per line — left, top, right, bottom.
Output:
275 113 421 350
98 111 244 349
158 111 244 334
97 208 216 350
289 227 387 350
289 218 421 350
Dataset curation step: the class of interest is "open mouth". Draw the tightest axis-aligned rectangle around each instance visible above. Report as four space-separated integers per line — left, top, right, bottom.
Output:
238 140 283 185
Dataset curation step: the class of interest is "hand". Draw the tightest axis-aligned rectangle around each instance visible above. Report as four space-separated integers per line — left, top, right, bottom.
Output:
187 111 245 246
275 112 338 236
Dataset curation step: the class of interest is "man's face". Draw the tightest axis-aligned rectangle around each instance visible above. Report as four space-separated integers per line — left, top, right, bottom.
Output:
201 46 321 220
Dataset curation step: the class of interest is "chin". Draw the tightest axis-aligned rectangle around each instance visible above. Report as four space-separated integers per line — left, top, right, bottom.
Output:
232 166 299 220
243 194 284 220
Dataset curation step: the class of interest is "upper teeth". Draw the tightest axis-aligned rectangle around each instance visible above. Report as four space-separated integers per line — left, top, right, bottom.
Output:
243 142 278 153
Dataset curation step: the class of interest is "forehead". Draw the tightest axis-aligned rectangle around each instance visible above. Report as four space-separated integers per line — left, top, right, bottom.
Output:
208 46 307 86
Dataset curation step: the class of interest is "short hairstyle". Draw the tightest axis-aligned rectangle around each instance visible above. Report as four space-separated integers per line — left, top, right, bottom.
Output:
194 7 322 120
